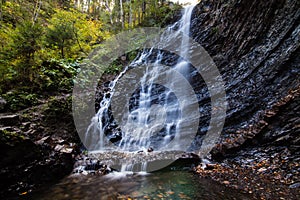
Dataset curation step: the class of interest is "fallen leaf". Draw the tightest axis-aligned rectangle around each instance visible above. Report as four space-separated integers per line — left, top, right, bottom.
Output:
20 191 28 195
166 191 175 195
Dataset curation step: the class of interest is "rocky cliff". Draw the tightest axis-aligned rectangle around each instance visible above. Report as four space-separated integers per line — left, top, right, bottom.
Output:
191 0 299 157
191 0 299 198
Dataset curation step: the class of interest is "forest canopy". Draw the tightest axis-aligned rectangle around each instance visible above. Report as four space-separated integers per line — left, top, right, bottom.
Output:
0 0 181 98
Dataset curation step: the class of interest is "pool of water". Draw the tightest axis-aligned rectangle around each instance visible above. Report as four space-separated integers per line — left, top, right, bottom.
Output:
32 170 252 200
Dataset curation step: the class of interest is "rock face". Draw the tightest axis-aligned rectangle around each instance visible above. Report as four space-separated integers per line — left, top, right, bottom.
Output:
190 0 299 156
190 0 299 198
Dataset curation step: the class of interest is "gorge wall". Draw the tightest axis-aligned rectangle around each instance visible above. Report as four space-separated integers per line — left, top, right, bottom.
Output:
190 0 299 157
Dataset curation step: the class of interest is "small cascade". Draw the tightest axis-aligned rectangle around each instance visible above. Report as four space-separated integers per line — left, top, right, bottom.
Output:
85 4 199 172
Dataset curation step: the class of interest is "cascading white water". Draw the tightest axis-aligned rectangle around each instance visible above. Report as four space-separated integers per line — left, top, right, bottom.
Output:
179 5 194 57
85 5 197 172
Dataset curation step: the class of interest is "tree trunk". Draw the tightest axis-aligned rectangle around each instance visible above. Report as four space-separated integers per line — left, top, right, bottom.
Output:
0 0 3 21
32 0 42 24
129 0 132 27
73 0 78 10
141 0 146 20
87 0 90 14
119 0 124 29
105 0 113 24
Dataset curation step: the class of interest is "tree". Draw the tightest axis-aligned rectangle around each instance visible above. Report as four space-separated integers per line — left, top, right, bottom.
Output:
13 21 43 60
11 21 43 80
0 20 14 84
45 9 105 59
45 14 75 58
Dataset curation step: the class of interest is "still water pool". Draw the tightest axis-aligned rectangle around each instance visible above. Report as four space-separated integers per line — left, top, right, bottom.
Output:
33 170 252 200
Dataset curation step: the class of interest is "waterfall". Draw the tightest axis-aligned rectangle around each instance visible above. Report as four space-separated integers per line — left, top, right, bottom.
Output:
85 5 198 172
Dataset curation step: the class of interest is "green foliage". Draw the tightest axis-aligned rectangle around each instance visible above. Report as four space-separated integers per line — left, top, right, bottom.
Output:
45 9 107 59
1 58 80 111
0 0 182 111
12 21 43 59
1 1 26 25
0 1 109 95
0 21 44 91
42 95 73 122
140 3 182 27
35 59 80 92
2 91 39 111
11 21 44 82
0 22 14 86
104 61 123 74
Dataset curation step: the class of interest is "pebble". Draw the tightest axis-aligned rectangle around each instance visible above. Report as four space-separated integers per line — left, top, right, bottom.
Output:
289 182 300 189
223 180 230 185
257 167 267 173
